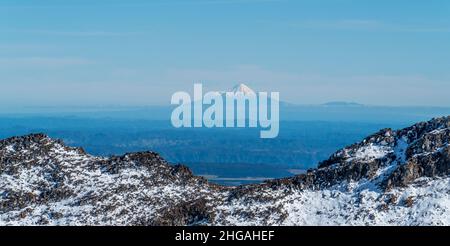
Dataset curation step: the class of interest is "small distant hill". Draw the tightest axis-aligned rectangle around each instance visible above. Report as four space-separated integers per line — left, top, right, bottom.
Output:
322 101 365 107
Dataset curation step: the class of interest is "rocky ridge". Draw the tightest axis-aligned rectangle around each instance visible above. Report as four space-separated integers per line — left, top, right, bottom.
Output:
0 117 449 225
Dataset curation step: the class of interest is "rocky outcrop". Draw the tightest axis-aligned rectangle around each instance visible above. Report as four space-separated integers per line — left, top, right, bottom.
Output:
271 117 450 191
0 116 449 225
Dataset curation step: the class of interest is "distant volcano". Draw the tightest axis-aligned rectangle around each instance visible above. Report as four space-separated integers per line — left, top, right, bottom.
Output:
231 83 256 96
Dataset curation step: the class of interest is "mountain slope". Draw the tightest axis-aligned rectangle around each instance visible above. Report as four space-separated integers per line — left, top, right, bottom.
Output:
231 83 256 96
0 117 449 225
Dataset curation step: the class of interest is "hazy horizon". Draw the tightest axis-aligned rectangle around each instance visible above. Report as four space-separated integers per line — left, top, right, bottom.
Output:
1 0 450 107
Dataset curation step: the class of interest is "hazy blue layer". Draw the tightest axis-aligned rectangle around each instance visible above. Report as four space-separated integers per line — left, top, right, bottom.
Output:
1 105 449 185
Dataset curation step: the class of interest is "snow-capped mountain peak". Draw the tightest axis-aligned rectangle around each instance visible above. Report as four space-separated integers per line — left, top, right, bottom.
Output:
231 83 256 96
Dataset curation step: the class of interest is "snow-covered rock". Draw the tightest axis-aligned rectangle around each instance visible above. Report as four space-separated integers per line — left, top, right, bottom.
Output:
231 83 256 96
0 117 449 225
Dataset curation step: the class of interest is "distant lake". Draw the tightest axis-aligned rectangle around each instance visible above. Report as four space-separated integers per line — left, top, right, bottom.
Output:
188 162 307 186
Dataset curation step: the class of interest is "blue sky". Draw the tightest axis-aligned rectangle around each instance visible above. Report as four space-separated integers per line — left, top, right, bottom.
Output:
1 0 449 107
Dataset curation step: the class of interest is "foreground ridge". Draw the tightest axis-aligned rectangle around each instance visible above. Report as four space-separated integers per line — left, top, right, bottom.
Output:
0 117 449 225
